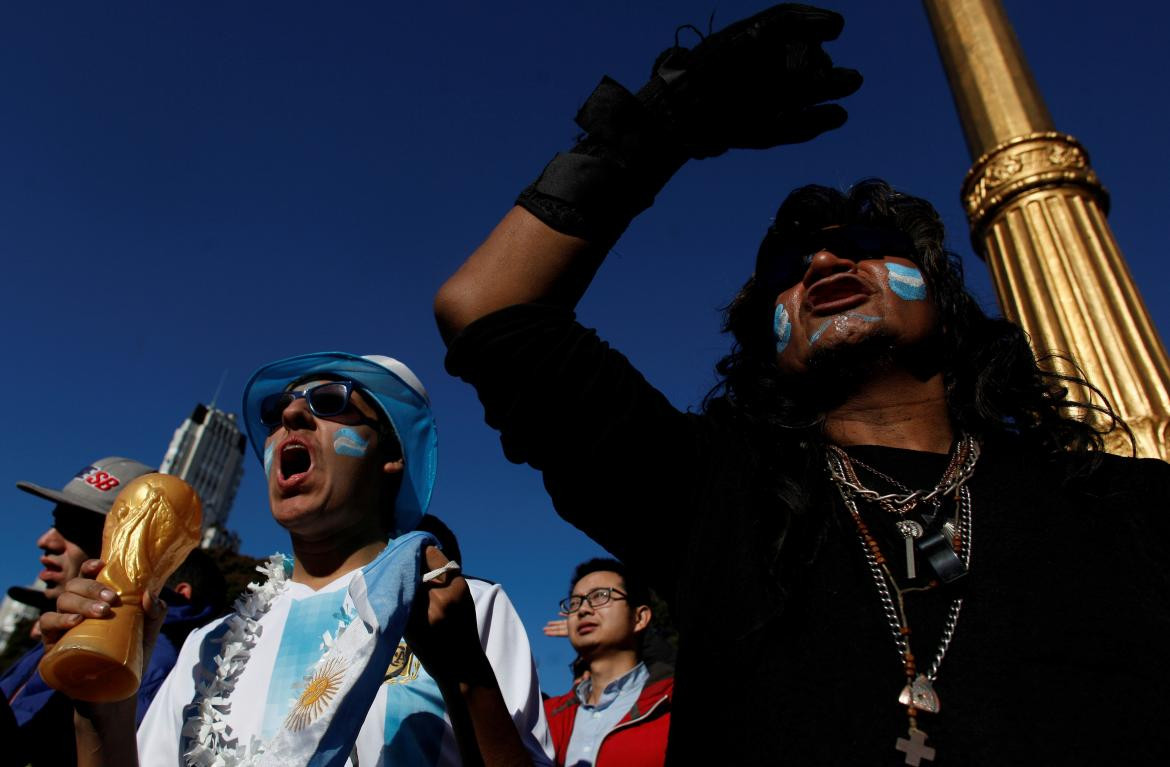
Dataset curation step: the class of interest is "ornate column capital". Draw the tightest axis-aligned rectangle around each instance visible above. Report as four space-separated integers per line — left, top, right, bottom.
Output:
961 132 1109 236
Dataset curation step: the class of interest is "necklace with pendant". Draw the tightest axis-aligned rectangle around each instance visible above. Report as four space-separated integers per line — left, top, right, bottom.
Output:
826 437 978 766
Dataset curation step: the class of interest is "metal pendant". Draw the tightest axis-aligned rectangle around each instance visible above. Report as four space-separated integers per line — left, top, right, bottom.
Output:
916 529 967 583
898 674 940 713
896 519 924 579
895 727 936 765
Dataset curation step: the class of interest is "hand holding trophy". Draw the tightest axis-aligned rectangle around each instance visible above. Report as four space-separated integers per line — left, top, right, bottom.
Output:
39 473 202 702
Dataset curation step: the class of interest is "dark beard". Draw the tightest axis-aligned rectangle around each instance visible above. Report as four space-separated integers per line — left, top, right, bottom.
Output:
793 329 945 412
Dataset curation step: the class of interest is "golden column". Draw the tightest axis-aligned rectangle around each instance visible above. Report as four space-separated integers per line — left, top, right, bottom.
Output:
923 0 1170 460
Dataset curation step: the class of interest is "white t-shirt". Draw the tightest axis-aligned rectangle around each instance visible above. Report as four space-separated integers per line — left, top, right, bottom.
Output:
137 573 553 766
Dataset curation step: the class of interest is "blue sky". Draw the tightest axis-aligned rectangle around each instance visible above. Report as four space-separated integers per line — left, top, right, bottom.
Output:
2 1 1167 693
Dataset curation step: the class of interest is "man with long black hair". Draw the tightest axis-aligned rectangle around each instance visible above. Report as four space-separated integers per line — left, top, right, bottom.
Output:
436 4 1170 765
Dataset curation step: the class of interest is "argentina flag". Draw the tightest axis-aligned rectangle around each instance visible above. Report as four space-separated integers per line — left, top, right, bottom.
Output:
258 530 437 767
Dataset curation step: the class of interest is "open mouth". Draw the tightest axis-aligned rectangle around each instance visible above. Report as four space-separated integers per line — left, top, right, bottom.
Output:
807 275 870 313
280 442 312 479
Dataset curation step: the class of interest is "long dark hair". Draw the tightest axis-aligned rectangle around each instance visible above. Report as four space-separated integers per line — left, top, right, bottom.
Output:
703 180 1125 560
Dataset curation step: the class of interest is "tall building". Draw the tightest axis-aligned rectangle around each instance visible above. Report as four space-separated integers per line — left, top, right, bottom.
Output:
160 403 246 549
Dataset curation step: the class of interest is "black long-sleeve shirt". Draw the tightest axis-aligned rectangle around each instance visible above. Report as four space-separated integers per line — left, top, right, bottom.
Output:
447 303 1170 766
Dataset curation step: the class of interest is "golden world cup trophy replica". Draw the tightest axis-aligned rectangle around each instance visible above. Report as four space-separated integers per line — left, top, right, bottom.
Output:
39 473 202 702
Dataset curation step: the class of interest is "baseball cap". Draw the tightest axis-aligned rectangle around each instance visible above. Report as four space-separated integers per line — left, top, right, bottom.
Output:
242 352 438 535
16 456 156 516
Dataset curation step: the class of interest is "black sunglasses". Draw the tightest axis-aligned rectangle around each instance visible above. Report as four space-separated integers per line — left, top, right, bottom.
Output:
51 506 105 557
259 380 381 431
755 225 916 295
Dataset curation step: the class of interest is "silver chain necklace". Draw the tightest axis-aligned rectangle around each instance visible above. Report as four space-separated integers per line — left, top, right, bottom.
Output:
825 439 978 766
827 437 980 508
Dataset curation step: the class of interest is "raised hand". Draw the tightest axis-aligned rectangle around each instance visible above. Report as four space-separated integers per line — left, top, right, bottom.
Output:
641 3 863 157
39 559 168 683
40 559 168 767
404 546 486 684
404 547 535 766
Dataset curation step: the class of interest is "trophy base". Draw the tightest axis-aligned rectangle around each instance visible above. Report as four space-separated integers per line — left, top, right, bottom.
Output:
39 603 144 703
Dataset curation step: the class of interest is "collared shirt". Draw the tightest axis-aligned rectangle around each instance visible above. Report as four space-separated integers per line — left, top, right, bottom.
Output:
564 661 650 767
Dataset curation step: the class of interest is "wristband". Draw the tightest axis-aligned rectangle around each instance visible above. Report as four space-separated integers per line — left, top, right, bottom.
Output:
517 76 687 244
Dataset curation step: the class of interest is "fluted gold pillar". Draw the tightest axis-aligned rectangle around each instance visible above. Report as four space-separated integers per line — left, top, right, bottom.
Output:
924 0 1170 460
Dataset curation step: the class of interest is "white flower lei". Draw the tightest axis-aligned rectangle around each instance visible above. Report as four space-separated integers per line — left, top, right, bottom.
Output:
181 554 290 767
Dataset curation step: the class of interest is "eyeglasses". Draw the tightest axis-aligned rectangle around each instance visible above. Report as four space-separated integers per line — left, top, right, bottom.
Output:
559 587 628 614
756 225 916 295
259 380 381 431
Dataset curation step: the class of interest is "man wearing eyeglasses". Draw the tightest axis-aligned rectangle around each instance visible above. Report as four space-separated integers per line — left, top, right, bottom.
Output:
544 559 671 767
436 3 1170 766
1 456 154 767
42 353 552 767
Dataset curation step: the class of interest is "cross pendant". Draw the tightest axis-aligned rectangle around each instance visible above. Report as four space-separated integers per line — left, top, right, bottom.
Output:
895 728 936 766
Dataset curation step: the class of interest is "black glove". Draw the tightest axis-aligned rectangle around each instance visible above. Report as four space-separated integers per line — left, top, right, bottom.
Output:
642 3 862 158
519 4 861 243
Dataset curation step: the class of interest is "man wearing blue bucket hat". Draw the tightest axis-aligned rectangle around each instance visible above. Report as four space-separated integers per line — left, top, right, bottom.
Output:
44 352 552 767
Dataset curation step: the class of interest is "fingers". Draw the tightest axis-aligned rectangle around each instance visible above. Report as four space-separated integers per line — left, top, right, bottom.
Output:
140 590 169 661
38 572 119 648
725 4 846 46
420 545 461 585
543 619 569 637
57 576 120 618
80 558 105 578
779 103 852 145
422 545 451 574
143 590 168 621
777 41 861 103
38 610 84 646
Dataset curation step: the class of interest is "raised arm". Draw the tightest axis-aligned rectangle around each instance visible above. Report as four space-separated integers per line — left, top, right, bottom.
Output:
406 546 544 767
38 559 167 767
435 209 600 342
435 3 862 341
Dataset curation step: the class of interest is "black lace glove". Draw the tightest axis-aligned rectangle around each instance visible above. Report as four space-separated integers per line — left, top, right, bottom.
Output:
518 4 862 243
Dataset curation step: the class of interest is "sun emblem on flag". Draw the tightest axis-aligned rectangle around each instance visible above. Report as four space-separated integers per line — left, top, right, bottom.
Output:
285 656 348 732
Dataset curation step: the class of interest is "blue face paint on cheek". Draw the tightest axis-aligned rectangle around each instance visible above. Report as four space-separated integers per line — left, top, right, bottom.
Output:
333 427 370 458
263 443 275 478
885 263 927 301
773 304 792 354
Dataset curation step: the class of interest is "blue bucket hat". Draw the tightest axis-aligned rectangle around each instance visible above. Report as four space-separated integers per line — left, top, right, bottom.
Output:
242 352 438 534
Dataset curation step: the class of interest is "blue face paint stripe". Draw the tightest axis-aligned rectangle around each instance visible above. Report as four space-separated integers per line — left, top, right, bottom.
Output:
773 304 792 354
808 319 833 347
263 443 275 478
808 313 880 348
333 427 370 458
885 263 927 301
